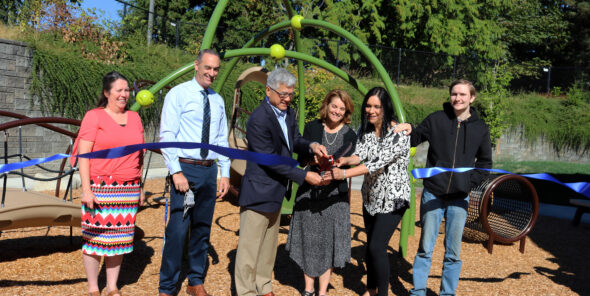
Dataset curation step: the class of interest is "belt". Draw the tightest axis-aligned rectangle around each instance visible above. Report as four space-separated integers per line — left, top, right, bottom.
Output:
178 158 215 167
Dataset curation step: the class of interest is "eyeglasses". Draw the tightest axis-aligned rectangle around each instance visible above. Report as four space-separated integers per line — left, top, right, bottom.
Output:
268 86 296 99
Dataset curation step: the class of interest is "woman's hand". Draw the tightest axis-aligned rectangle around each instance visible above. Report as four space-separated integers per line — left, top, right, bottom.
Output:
139 188 145 206
81 189 99 210
331 167 347 180
334 156 349 167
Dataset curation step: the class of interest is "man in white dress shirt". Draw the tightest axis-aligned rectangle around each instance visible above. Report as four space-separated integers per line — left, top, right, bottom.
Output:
158 49 229 296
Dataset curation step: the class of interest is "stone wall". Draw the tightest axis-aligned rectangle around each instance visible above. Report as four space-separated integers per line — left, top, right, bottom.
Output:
0 38 55 176
0 39 36 117
0 39 81 175
494 127 589 163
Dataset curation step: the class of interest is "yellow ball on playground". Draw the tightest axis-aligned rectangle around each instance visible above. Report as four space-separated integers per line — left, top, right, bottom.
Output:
291 15 304 31
136 90 154 107
410 147 417 157
270 44 286 60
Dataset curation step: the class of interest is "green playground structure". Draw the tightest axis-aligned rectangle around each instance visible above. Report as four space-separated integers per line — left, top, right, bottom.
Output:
129 0 417 257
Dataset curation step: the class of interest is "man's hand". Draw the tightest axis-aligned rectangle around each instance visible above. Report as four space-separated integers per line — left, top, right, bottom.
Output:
394 122 412 135
172 172 189 193
310 142 328 158
320 171 333 185
309 154 319 166
218 177 230 199
305 171 324 186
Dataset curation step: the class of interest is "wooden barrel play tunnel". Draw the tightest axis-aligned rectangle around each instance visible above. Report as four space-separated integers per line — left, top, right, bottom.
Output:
464 174 539 254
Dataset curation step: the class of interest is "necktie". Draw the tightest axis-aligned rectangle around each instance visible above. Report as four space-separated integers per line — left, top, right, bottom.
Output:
201 90 210 159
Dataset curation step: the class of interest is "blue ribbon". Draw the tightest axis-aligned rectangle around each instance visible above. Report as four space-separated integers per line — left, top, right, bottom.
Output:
0 142 299 174
411 167 590 199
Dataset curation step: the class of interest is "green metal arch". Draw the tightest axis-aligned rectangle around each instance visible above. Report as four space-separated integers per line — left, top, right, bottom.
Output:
213 19 406 122
129 0 416 256
136 0 407 124
142 16 406 123
133 48 368 104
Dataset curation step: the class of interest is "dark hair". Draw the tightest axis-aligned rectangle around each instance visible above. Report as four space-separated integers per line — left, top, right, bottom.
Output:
318 89 354 125
358 87 396 141
449 79 476 97
96 71 129 108
196 49 220 62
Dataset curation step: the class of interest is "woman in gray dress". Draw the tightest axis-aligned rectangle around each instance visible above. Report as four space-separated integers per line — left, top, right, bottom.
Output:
286 89 357 296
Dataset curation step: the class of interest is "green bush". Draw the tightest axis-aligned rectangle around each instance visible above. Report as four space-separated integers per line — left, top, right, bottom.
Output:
27 30 197 129
505 91 590 154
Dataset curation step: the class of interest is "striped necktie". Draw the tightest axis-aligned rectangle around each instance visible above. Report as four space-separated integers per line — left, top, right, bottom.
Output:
201 90 210 159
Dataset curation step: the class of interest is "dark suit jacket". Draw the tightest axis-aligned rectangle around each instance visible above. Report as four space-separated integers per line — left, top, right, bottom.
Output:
238 100 311 213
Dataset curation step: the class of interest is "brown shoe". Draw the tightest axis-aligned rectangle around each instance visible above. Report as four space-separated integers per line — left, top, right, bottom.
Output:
106 290 122 296
186 284 212 296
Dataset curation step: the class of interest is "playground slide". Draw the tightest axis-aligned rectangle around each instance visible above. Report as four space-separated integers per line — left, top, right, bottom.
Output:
0 189 81 231
228 130 248 196
226 66 267 195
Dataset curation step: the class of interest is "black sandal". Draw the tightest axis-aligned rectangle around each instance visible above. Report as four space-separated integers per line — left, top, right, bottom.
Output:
302 291 315 296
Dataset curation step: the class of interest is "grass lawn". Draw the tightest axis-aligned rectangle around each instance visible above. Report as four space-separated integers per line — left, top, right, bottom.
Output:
494 160 590 175
493 160 590 205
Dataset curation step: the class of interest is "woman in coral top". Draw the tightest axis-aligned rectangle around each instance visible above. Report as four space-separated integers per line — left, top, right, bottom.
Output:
76 71 144 296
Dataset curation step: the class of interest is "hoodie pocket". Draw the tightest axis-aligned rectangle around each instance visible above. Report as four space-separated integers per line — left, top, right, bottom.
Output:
448 160 474 194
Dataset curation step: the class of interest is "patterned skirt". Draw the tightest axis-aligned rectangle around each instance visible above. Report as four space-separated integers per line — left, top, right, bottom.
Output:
81 176 140 256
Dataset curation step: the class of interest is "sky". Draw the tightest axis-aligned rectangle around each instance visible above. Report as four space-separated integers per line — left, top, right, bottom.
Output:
79 0 123 23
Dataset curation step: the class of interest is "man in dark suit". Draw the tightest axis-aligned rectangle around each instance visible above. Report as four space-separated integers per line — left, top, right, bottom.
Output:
234 68 328 296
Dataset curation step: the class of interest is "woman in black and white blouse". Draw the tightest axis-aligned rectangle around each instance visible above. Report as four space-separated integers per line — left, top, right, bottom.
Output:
331 86 411 296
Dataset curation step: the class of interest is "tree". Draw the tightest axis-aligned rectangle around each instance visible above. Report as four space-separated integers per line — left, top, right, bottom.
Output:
497 0 570 88
0 0 23 24
564 0 590 69
118 0 202 47
0 0 82 28
385 0 508 60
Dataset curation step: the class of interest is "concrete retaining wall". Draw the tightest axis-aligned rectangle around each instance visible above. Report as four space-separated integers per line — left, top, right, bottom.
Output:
412 127 589 166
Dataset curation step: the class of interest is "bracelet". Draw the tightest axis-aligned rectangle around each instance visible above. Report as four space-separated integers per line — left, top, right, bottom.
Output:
343 169 346 179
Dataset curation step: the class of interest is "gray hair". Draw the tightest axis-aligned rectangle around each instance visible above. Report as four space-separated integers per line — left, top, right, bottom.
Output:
196 49 219 62
266 68 296 89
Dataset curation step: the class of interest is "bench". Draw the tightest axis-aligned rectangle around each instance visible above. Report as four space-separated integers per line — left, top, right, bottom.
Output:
570 199 590 227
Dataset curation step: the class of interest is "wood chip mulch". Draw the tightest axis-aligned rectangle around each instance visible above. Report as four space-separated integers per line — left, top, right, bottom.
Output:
0 178 589 295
